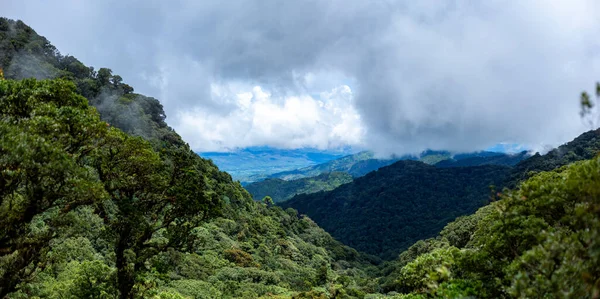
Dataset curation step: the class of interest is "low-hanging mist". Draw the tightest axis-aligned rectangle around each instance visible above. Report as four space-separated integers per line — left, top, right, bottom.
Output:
3 0 600 155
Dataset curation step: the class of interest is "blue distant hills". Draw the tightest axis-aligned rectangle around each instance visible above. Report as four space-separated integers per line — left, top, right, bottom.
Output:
199 146 355 183
200 145 530 185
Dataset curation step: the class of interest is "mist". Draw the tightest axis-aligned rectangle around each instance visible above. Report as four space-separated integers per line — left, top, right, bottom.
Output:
3 0 600 155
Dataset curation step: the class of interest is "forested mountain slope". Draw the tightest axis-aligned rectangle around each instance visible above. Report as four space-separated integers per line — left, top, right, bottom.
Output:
249 151 527 204
504 128 600 187
268 151 397 181
3 16 600 299
435 151 529 168
281 130 600 261
245 172 353 202
0 18 378 298
378 155 600 298
281 161 510 259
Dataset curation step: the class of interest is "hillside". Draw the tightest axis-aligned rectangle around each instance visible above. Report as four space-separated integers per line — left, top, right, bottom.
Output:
280 130 600 260
435 151 529 168
267 151 392 180
0 18 378 298
200 147 348 184
281 161 510 259
504 128 600 188
245 172 353 202
268 150 523 182
378 155 600 298
3 16 600 299
248 151 526 205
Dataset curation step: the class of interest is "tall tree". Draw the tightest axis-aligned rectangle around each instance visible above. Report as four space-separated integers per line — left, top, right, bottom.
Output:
0 79 109 296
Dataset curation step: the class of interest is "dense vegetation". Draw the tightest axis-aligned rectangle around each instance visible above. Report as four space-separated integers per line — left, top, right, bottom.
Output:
435 151 529 168
251 151 527 205
504 128 600 188
378 155 600 298
245 172 353 203
0 18 378 298
280 137 599 261
2 16 600 298
281 161 510 259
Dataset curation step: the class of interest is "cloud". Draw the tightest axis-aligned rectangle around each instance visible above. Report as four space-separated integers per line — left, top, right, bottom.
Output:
3 0 600 154
175 83 364 151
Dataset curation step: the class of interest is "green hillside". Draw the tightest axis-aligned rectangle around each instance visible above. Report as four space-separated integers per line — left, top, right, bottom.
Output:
435 151 529 168
379 155 600 298
267 151 453 181
281 161 510 259
245 172 353 202
504 128 600 188
0 18 377 298
2 16 600 299
249 151 526 206
280 133 600 261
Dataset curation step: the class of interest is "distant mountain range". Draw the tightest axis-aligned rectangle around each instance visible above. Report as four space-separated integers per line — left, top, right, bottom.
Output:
199 147 352 184
245 172 353 202
434 151 530 168
245 150 530 202
278 129 600 259
280 161 511 259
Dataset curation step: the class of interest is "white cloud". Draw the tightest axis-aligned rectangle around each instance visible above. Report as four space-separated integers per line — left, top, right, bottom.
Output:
175 84 365 151
2 0 600 154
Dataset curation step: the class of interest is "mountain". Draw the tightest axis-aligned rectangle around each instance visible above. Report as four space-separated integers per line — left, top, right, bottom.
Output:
246 150 526 207
379 154 600 298
245 151 441 202
281 161 510 259
268 150 524 182
280 130 600 261
435 151 530 168
504 128 600 188
265 150 456 181
245 172 353 202
0 18 377 298
200 147 350 184
266 151 388 180
3 17 600 298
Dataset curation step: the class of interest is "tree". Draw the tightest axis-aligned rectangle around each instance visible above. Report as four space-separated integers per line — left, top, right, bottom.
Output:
93 129 222 298
0 79 109 296
96 68 112 86
262 196 274 207
580 82 600 129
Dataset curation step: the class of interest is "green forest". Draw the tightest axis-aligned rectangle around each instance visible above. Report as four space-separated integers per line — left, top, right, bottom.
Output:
247 151 527 205
245 172 353 203
280 130 600 260
1 17 600 298
281 162 511 259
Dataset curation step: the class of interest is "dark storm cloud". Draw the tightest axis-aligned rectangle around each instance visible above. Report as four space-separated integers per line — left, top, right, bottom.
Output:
3 0 600 153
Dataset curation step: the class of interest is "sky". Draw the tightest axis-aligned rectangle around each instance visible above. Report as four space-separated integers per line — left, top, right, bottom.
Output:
3 0 600 156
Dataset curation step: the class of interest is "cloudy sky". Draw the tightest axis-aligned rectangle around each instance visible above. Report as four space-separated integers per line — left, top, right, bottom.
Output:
3 0 600 155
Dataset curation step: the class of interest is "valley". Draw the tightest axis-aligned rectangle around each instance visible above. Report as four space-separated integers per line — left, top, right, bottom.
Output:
1 14 599 299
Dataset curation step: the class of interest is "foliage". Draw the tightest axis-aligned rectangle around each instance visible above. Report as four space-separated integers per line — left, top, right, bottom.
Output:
435 151 529 168
381 156 600 298
580 82 600 129
282 161 509 259
504 128 600 188
0 19 378 298
246 172 353 203
3 16 600 299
